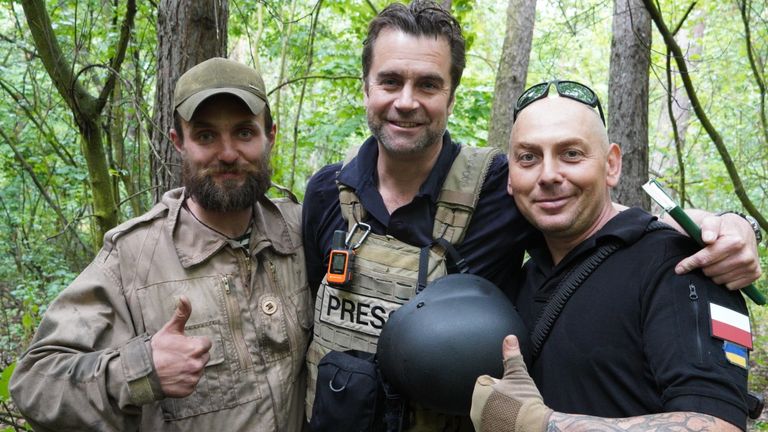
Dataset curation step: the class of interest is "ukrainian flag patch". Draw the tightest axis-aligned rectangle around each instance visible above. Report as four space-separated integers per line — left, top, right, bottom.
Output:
723 341 749 369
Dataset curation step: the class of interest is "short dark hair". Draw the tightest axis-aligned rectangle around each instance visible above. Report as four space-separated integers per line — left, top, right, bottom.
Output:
173 104 274 143
362 0 465 98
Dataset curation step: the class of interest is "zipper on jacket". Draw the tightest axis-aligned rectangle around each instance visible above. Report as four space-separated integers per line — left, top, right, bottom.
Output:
689 282 703 363
264 258 280 295
264 257 296 352
238 249 252 289
222 275 251 370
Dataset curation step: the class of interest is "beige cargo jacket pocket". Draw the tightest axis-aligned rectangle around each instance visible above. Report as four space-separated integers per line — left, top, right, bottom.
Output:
138 275 260 421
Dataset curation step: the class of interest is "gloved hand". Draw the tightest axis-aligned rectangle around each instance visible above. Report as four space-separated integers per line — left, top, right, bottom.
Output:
470 335 553 432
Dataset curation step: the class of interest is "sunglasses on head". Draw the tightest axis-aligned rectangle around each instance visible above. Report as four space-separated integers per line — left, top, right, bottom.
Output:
513 80 606 125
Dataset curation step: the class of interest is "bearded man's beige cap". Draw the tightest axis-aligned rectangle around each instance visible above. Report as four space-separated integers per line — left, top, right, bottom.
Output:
173 57 268 121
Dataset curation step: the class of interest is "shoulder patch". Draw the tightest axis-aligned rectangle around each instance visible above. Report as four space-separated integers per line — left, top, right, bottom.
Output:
710 302 752 350
722 341 749 369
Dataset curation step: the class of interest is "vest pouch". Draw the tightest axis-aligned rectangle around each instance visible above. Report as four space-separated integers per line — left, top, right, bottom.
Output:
309 350 383 432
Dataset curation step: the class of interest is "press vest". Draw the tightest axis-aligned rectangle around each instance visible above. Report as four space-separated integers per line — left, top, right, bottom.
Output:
306 145 500 430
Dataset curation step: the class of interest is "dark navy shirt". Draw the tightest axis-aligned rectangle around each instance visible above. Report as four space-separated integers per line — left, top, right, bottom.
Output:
302 132 538 295
515 208 749 429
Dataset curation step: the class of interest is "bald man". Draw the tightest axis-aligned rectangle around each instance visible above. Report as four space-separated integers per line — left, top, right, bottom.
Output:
471 81 751 431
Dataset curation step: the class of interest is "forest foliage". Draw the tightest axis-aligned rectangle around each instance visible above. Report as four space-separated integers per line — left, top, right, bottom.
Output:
0 0 767 429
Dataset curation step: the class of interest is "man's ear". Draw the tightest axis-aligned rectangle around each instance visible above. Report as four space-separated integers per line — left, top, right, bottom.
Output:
170 128 184 153
606 142 622 187
267 123 277 150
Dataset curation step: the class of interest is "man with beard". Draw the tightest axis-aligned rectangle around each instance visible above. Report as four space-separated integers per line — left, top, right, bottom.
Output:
11 58 312 432
303 1 761 430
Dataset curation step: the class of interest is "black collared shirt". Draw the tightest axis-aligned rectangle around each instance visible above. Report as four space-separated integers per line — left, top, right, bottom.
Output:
302 132 537 294
515 208 749 429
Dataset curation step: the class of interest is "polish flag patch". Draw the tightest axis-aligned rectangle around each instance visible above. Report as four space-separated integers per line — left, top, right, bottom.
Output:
710 303 752 350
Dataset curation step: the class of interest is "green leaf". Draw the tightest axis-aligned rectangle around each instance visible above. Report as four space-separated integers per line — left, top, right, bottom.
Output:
0 362 16 401
22 313 34 333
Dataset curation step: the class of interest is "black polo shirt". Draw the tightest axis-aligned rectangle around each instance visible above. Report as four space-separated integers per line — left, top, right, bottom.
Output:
302 132 537 294
515 208 749 429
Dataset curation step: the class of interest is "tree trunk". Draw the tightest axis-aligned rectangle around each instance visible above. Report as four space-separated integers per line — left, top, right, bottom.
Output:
487 0 537 150
608 0 651 209
151 0 229 202
21 0 135 247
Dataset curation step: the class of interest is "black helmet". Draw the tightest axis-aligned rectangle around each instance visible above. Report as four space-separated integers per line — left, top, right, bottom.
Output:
376 274 529 415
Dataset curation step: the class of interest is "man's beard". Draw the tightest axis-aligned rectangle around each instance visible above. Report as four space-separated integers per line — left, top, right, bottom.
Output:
182 157 271 212
367 113 444 155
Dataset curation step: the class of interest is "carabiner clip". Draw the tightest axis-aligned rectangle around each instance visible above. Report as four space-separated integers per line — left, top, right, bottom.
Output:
345 222 371 250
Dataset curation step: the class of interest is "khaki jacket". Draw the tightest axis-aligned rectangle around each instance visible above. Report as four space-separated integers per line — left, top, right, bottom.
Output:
10 188 312 431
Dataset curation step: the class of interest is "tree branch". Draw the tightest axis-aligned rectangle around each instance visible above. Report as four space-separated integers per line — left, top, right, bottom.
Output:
267 74 361 96
95 0 137 112
666 49 686 207
365 0 378 14
643 0 768 231
118 185 161 208
738 0 768 146
0 31 37 59
289 0 324 190
0 78 77 166
671 1 696 36
20 0 94 115
0 129 89 252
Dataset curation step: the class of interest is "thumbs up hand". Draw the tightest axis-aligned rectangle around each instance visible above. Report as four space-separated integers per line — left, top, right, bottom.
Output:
470 335 553 432
150 295 213 398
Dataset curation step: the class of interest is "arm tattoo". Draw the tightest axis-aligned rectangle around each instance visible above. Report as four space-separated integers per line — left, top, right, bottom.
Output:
546 411 740 432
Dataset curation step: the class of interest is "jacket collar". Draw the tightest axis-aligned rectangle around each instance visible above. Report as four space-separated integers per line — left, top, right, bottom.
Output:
335 131 459 226
161 188 296 268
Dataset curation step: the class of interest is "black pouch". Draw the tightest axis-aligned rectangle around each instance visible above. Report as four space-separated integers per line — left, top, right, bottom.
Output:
309 350 383 432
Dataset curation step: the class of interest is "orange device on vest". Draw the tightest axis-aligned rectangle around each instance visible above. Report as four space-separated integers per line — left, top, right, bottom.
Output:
326 230 354 286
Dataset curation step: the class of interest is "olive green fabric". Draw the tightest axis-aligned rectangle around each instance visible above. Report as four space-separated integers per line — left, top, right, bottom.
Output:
174 57 268 121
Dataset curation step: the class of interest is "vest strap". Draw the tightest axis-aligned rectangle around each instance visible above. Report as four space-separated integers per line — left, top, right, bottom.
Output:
433 146 500 245
337 144 500 246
